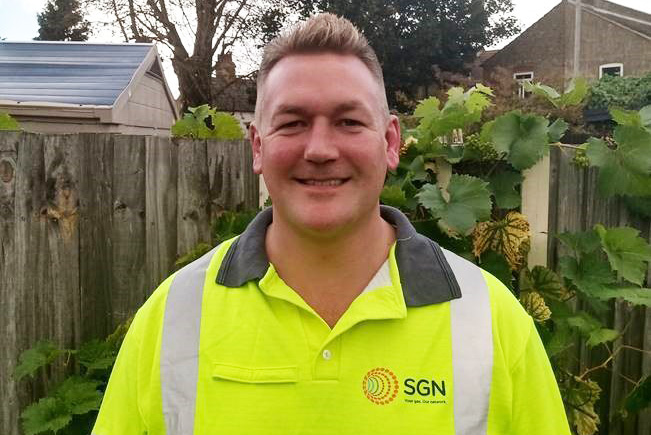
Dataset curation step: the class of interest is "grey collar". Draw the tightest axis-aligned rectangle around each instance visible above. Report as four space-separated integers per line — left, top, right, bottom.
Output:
216 206 461 306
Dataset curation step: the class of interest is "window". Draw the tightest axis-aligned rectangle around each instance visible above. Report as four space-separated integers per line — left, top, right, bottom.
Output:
514 72 534 98
599 63 623 78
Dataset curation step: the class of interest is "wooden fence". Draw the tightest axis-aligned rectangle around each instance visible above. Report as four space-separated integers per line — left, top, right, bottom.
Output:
0 132 258 435
546 146 650 435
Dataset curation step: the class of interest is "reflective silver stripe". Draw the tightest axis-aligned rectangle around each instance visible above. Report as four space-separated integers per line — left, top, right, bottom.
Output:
160 247 217 435
443 249 493 435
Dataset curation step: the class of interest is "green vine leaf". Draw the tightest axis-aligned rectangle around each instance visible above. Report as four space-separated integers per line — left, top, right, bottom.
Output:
557 230 601 257
21 397 71 435
491 111 550 170
585 126 651 197
213 210 258 244
417 174 492 236
487 169 522 209
559 252 615 292
77 339 115 373
587 286 651 306
524 78 589 108
14 340 63 382
55 376 102 415
548 118 569 142
595 224 651 285
171 104 244 139
585 328 619 347
623 375 651 415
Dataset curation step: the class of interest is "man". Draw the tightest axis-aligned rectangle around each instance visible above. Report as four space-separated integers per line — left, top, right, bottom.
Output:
93 13 571 435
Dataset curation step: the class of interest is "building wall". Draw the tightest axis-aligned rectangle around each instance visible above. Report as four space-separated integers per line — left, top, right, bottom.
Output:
118 73 176 131
481 0 651 87
481 2 568 87
577 8 651 79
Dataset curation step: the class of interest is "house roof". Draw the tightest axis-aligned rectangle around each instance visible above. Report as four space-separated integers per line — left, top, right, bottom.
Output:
0 42 159 106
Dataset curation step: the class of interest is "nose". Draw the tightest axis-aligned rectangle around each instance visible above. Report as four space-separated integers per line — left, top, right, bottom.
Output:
303 120 339 163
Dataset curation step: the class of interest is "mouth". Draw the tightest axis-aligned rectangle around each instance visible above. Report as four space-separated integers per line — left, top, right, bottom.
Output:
295 178 349 187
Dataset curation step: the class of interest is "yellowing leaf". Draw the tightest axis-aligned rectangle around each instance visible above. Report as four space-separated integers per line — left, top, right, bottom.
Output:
565 377 601 435
519 291 551 322
472 211 531 270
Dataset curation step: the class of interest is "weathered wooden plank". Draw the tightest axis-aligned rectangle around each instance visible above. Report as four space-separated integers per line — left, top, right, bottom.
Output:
177 138 210 256
0 131 20 435
112 135 147 328
145 135 178 288
78 133 114 341
42 133 82 350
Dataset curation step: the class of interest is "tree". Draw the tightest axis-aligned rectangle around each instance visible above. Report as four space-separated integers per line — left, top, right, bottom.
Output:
90 0 290 110
35 0 90 41
292 0 520 108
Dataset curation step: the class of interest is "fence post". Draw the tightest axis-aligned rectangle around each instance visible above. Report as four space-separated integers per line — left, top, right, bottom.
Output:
522 154 550 267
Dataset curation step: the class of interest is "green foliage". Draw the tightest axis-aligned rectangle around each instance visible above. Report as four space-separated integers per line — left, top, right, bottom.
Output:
172 105 244 140
486 169 522 209
16 321 130 435
524 77 589 109
490 110 550 170
623 376 651 415
0 112 20 131
14 340 62 382
213 210 259 244
595 224 651 286
417 174 492 236
585 112 651 197
293 0 520 108
587 73 651 111
34 0 90 41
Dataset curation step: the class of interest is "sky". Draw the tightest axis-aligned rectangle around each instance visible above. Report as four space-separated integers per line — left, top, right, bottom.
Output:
2 0 651 96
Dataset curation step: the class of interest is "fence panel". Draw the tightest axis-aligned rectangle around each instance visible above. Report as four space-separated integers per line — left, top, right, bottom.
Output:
0 132 258 435
547 147 650 435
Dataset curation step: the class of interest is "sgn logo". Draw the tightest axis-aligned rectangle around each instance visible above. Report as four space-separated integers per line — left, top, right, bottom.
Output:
403 378 447 397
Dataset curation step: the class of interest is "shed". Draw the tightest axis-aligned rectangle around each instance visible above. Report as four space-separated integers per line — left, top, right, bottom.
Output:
0 41 178 135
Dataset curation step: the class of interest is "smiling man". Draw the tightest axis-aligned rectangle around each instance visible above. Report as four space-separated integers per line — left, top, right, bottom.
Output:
93 13 571 435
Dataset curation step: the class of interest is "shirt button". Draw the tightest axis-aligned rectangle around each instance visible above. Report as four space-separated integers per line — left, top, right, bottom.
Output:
322 349 332 360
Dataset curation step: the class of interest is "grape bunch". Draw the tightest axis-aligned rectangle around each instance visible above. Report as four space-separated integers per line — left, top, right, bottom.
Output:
572 148 590 168
464 133 499 161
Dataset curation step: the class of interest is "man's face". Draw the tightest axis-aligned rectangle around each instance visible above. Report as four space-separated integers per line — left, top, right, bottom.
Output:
250 53 400 236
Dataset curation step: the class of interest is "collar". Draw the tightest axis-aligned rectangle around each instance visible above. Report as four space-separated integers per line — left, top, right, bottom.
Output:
216 206 461 306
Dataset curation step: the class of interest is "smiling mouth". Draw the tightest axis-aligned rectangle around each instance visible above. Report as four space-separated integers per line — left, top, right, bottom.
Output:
296 178 349 187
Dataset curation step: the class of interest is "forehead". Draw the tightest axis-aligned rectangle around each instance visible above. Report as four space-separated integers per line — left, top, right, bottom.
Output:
258 53 384 123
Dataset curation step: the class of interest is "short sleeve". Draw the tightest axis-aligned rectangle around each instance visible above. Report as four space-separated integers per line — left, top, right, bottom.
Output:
510 319 571 435
92 315 148 435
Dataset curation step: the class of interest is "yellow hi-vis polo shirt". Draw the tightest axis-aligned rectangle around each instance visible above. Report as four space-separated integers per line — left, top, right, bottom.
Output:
93 206 571 435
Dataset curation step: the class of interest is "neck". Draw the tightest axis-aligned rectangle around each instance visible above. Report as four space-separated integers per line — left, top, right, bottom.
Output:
265 207 396 322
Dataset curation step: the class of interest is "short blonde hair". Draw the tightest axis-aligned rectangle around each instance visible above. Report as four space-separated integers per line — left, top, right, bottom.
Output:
256 13 388 117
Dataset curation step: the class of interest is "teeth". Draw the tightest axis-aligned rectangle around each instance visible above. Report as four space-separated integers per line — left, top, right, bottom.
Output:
303 179 344 186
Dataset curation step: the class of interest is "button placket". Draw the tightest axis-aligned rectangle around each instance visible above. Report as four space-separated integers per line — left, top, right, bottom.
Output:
314 337 341 380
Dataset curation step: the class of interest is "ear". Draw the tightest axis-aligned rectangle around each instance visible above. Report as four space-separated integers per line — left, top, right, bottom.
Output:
250 122 263 175
384 115 401 170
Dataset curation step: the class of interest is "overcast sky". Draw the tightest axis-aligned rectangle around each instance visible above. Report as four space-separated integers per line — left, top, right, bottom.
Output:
2 0 650 95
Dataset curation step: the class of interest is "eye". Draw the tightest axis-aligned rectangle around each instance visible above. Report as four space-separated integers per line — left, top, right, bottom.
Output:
340 118 364 127
281 120 303 129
